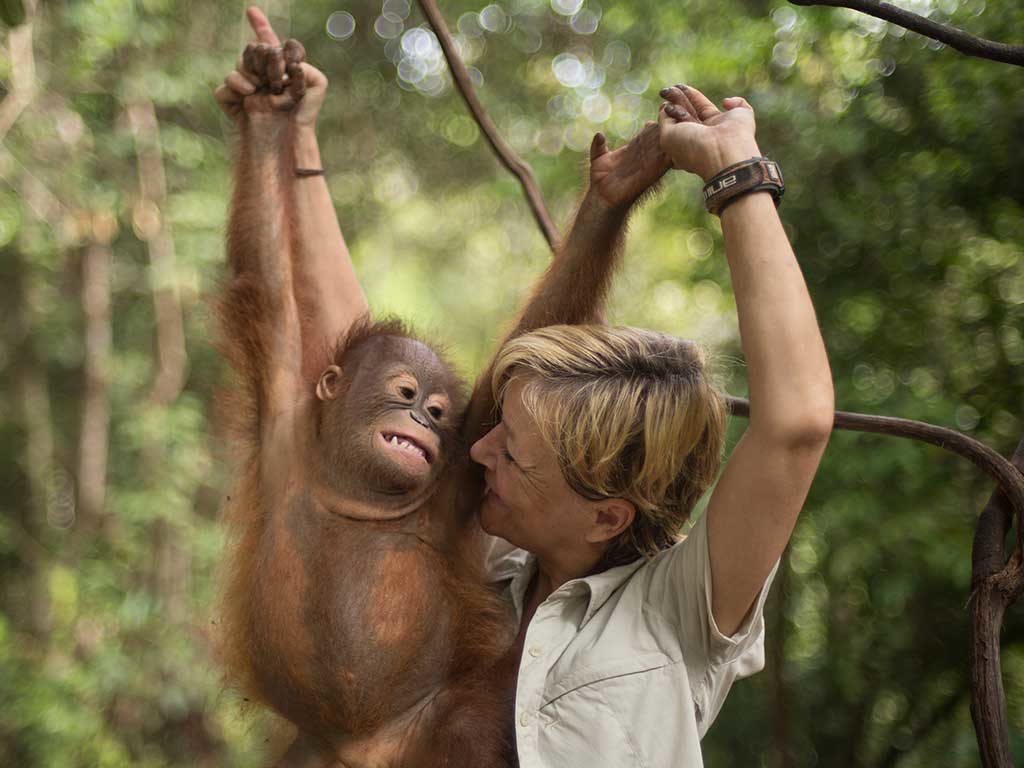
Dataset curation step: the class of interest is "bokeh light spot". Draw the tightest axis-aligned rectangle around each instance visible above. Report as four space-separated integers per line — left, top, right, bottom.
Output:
374 12 404 40
383 0 411 20
479 4 511 33
581 92 611 122
326 11 356 40
551 0 583 15
570 8 601 34
552 52 585 86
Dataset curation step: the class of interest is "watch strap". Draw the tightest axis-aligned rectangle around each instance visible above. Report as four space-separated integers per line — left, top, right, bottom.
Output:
702 157 784 216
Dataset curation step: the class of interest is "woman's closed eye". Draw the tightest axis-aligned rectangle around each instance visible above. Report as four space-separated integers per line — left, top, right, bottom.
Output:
502 447 545 492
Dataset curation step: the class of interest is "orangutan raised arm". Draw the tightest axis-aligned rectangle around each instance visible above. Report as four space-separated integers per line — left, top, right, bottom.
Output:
461 122 671 450
242 8 370 382
216 46 306 457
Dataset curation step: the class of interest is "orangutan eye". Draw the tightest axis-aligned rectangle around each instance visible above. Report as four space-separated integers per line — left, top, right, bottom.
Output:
427 405 444 420
399 386 416 400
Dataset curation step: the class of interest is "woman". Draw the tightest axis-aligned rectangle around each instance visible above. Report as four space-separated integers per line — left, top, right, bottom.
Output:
468 85 834 766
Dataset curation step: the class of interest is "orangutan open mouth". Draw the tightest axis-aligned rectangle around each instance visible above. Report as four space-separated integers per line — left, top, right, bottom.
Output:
381 432 433 464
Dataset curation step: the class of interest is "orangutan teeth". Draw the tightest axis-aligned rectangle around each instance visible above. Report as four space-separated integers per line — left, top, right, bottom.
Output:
385 434 427 461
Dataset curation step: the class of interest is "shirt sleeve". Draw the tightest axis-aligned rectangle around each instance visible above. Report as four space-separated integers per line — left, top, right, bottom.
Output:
643 509 780 734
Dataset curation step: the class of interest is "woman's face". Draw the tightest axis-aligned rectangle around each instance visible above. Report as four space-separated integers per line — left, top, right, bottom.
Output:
469 379 592 557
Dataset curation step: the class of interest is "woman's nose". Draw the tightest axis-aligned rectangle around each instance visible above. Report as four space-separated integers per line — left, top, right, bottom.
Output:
470 426 498 468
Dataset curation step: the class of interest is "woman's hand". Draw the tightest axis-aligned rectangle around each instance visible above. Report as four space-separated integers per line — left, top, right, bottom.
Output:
657 84 761 182
589 121 671 210
214 7 327 129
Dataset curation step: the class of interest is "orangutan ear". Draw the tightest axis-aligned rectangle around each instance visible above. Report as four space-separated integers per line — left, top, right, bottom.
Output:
316 365 344 401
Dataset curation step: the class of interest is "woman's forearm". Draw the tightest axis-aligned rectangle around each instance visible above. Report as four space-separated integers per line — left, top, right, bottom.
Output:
657 85 833 440
718 176 834 441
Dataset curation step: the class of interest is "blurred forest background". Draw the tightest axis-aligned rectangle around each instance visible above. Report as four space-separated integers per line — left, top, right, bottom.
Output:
0 0 1022 764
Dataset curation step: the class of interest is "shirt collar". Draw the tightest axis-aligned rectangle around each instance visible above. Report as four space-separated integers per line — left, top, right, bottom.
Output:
508 553 645 628
577 558 646 626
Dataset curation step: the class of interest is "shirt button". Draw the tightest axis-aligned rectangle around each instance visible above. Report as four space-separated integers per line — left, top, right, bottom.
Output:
528 645 542 658
519 711 532 727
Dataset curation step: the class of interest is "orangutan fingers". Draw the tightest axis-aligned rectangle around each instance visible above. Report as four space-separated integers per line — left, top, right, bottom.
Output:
250 43 272 84
664 103 692 122
242 44 266 86
286 61 307 101
214 84 242 117
284 38 306 67
225 70 256 96
238 52 261 87
266 47 287 94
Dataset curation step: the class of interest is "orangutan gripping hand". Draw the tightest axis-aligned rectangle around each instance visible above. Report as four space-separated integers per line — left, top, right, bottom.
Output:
215 39 307 126
589 121 672 209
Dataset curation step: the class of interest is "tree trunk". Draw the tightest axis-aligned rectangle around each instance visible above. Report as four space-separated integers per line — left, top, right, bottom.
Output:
76 238 113 531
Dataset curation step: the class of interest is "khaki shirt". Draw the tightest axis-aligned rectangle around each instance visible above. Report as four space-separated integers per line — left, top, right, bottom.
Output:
485 510 780 768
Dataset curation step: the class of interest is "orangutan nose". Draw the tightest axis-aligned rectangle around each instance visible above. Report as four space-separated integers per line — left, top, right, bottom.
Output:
410 410 430 428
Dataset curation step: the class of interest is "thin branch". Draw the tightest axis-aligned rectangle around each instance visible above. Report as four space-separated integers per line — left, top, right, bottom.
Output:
76 239 113 529
415 0 559 249
973 437 1024 584
0 151 66 221
726 397 1024 549
0 17 36 142
789 0 1024 67
726 398 1024 768
969 551 1023 768
126 99 188 407
0 7 62 223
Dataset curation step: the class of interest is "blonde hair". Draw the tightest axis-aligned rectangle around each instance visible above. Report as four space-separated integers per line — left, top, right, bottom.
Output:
492 325 726 568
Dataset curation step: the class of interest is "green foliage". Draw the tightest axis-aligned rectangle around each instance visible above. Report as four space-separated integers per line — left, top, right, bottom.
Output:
0 0 1021 764
0 0 25 27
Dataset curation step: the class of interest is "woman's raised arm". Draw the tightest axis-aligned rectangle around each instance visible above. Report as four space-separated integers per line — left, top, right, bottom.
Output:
659 85 834 637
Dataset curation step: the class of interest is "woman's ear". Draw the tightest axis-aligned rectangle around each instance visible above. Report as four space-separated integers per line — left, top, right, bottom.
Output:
585 498 637 544
316 365 344 401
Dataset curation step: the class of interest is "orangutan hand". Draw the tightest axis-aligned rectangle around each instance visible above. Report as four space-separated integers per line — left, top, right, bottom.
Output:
214 7 326 129
588 121 672 210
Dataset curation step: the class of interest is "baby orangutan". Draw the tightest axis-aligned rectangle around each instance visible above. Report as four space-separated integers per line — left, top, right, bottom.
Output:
215 24 516 768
